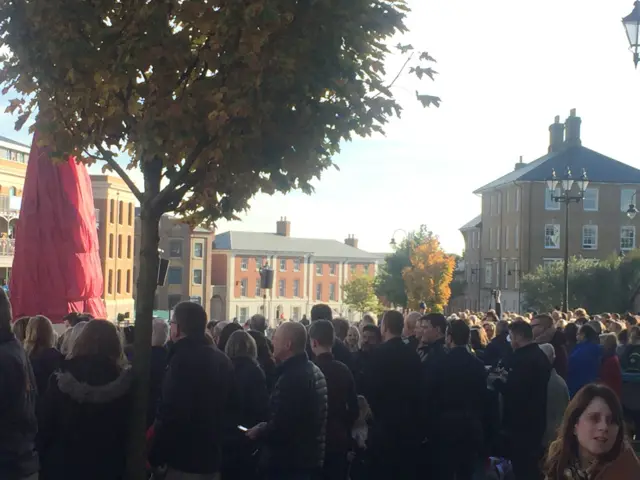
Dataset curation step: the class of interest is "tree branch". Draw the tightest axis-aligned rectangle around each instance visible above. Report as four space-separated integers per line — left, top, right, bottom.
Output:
152 137 209 209
371 52 414 99
95 145 144 202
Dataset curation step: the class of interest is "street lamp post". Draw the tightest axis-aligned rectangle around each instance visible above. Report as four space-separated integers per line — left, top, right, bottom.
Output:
546 167 589 313
389 228 409 247
626 192 639 219
623 1 640 68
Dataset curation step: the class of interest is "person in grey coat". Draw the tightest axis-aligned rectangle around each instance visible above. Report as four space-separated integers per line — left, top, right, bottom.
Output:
539 343 570 447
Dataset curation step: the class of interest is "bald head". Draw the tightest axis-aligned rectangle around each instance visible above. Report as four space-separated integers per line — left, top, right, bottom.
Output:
273 321 308 362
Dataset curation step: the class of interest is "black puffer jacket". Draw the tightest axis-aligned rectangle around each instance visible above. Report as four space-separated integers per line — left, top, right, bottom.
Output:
0 329 38 480
259 353 327 475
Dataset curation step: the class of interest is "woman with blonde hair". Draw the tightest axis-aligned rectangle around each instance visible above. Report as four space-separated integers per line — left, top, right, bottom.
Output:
222 330 268 479
39 319 132 480
24 315 63 403
60 320 88 357
544 383 640 479
346 325 361 353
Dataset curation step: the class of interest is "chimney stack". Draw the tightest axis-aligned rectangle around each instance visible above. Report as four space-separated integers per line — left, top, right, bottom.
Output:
344 234 359 249
276 217 291 237
514 155 526 171
548 115 565 153
564 108 582 147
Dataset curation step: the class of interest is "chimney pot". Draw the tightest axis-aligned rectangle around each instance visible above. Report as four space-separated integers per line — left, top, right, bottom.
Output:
549 115 565 153
565 109 582 147
345 235 359 249
276 217 291 237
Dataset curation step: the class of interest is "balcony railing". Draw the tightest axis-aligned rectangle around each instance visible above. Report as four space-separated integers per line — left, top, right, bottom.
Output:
0 238 15 256
0 195 21 218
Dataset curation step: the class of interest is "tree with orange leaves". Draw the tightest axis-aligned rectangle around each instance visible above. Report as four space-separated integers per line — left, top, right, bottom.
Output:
402 229 455 312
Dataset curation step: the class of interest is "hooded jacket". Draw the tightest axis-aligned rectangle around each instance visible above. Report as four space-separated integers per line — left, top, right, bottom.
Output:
38 355 133 480
567 342 602 397
0 328 38 480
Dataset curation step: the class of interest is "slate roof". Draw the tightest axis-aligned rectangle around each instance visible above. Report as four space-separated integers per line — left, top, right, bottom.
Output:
0 135 30 148
459 215 482 231
474 145 640 194
214 231 380 260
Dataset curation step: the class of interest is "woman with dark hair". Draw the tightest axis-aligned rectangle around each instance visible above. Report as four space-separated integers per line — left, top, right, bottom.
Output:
544 383 640 479
564 323 579 356
247 329 276 392
218 322 243 352
567 325 602 398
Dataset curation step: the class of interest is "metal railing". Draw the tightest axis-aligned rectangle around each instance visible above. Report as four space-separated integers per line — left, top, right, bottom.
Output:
0 238 15 256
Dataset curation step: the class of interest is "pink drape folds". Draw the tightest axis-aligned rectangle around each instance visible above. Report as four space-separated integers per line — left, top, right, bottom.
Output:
9 131 106 323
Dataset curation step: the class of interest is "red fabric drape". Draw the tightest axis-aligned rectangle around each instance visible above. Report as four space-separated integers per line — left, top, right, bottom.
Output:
9 131 107 323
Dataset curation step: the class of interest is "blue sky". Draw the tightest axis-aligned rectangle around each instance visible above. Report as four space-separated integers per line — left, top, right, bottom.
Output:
1 0 640 255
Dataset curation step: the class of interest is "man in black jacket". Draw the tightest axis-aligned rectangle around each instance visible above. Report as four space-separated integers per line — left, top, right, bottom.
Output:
247 321 328 480
150 301 234 479
309 320 358 480
418 313 449 381
0 289 38 480
495 320 550 480
429 319 487 480
363 310 424 480
307 304 354 372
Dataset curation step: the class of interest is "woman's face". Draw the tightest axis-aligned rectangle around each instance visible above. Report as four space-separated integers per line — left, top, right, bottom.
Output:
574 397 619 458
346 328 359 347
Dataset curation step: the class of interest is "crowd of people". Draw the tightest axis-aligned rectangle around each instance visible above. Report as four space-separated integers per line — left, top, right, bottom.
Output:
3 285 640 479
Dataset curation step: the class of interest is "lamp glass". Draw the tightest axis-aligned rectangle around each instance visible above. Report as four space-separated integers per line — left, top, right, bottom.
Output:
561 178 574 192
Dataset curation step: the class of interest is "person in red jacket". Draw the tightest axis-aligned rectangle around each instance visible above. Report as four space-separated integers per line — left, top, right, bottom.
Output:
599 333 622 399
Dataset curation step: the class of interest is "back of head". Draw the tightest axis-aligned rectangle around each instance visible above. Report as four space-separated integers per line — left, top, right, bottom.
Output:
249 314 267 333
331 317 349 341
212 320 231 340
362 313 377 326
151 318 169 347
579 324 599 344
509 319 533 342
0 288 11 332
225 330 258 360
587 320 603 335
12 316 30 343
422 312 448 336
279 321 308 354
24 315 55 355
539 343 555 365
404 311 421 330
63 321 89 356
311 304 332 322
535 313 554 329
63 312 82 327
381 310 404 337
70 319 123 363
309 320 335 348
601 332 618 354
496 320 510 336
218 322 243 352
564 322 578 342
447 319 470 347
174 301 207 337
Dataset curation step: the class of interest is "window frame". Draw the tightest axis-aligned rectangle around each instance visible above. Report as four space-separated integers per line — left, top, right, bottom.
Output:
240 257 248 271
581 225 598 250
621 226 636 251
240 278 248 297
279 258 287 272
329 283 336 301
167 266 183 285
621 189 637 213
293 279 300 297
484 262 492 285
545 187 561 211
193 242 204 258
582 188 599 212
544 224 561 249
278 279 286 297
293 258 301 272
192 268 203 285
169 239 183 258
315 283 322 300
315 263 323 275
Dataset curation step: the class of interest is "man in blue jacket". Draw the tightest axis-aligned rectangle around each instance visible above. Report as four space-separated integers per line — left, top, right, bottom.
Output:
0 289 39 480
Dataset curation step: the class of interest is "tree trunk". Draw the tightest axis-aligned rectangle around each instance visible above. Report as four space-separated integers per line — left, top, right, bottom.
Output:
125 203 161 480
